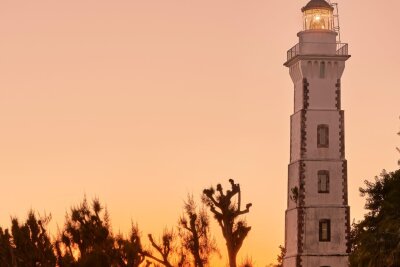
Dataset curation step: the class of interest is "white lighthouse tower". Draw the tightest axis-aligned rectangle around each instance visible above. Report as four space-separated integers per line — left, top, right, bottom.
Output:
283 0 350 266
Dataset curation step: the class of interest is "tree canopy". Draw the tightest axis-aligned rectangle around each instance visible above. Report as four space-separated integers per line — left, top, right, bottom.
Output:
350 169 400 267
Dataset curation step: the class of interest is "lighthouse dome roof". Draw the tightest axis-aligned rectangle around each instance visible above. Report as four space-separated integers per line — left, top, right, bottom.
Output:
301 0 334 12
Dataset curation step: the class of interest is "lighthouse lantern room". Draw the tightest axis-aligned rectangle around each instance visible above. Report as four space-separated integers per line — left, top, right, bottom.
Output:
302 0 334 31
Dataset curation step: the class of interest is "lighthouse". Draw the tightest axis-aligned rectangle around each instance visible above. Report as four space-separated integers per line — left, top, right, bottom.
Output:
283 0 350 266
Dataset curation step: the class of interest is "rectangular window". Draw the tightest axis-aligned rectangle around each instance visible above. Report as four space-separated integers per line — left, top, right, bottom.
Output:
320 61 326 78
317 124 329 148
318 170 330 193
319 219 331 242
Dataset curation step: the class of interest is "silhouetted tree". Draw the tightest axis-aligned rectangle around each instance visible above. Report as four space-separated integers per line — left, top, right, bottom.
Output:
268 245 285 267
0 211 56 266
8 211 56 267
202 179 252 267
178 195 219 267
397 116 400 166
144 229 186 267
0 227 14 266
114 224 146 267
276 245 285 267
350 169 400 267
56 197 116 267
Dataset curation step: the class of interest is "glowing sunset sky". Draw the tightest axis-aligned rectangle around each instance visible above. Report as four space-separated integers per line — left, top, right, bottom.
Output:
0 0 399 265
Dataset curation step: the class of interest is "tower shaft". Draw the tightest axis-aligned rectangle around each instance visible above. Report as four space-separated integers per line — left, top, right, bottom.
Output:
283 23 351 267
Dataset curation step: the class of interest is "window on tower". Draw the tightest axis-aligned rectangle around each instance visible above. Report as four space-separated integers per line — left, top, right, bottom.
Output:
318 170 330 193
317 124 329 148
319 219 331 242
320 62 326 78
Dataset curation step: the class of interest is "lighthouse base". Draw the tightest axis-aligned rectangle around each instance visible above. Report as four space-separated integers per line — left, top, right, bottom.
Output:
283 254 348 267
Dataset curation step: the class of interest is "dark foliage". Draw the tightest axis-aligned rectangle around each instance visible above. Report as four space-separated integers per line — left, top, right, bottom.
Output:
55 197 116 266
0 211 56 267
275 245 285 267
0 227 14 266
178 195 218 267
56 197 147 267
114 224 146 267
0 180 254 267
350 169 400 267
144 230 179 267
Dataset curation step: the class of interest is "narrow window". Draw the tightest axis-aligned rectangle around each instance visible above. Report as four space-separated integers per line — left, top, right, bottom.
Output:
317 124 329 148
320 62 326 78
319 219 331 242
318 170 330 193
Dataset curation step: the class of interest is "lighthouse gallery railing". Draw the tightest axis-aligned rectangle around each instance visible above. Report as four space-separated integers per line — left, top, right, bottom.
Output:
287 43 349 61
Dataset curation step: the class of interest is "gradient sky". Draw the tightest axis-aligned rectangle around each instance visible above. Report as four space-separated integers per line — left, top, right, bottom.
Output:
1 0 399 265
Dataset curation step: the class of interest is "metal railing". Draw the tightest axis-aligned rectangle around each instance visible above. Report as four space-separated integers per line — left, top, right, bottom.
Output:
336 43 348 56
286 42 349 61
287 43 301 61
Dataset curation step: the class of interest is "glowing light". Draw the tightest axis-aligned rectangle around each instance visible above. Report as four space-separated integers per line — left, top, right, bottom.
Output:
303 8 333 31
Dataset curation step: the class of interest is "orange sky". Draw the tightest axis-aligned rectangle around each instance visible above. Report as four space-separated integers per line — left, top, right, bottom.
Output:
0 0 399 266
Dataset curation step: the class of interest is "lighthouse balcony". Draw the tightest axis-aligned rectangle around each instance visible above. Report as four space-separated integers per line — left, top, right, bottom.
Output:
286 42 348 62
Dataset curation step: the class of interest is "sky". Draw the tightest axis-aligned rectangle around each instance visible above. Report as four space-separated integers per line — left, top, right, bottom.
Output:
0 0 399 265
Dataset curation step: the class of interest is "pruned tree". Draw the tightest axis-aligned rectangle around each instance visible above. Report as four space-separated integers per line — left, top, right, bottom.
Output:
202 179 252 267
178 195 219 267
350 169 400 267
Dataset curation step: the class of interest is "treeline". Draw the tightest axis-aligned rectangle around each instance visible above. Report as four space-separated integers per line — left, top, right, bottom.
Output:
0 179 253 267
4 167 397 267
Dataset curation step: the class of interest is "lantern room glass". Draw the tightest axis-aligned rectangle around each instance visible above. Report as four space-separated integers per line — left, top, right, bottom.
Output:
303 9 333 31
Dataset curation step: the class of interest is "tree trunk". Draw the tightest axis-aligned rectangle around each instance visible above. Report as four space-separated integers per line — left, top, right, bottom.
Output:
190 216 203 267
225 218 236 267
228 249 237 267
193 247 203 267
